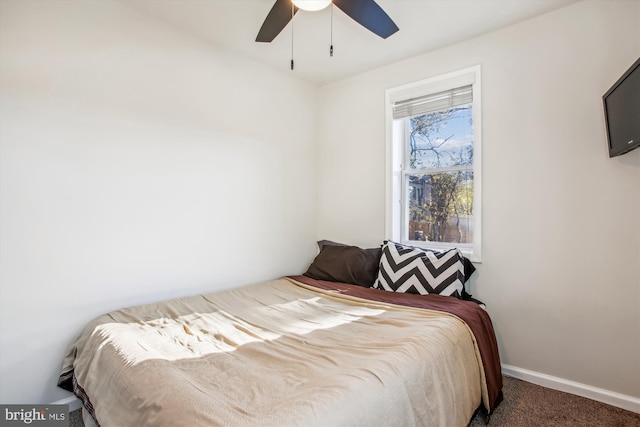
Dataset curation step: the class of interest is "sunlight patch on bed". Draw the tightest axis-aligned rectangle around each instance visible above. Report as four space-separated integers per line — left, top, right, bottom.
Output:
94 310 280 365
94 296 385 365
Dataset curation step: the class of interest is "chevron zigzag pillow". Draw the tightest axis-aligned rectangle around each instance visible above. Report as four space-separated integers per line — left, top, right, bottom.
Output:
373 241 465 297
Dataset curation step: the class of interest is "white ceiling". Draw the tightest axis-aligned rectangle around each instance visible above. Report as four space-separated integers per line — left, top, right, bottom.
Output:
125 0 578 86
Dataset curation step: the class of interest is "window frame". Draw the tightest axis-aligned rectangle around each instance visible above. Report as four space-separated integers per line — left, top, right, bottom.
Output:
385 65 482 262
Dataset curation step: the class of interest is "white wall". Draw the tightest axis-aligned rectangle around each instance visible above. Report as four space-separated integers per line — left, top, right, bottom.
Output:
0 1 318 403
317 0 640 399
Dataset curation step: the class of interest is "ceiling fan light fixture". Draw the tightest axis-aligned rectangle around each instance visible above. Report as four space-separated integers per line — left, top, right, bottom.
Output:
291 0 331 12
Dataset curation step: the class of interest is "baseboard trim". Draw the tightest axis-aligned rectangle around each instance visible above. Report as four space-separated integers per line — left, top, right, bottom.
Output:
501 364 640 414
51 395 82 412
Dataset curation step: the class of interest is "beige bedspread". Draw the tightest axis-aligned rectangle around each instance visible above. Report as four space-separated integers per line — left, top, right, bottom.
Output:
60 278 484 427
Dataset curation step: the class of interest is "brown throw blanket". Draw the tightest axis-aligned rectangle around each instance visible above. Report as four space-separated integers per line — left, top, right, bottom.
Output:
290 275 504 414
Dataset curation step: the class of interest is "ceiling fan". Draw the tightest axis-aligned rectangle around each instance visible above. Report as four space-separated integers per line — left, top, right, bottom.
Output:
256 0 399 43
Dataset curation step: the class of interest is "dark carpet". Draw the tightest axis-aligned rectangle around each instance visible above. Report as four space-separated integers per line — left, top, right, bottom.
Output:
468 376 639 427
69 376 640 427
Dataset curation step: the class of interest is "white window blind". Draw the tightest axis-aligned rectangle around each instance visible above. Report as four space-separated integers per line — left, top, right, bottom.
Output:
392 84 473 120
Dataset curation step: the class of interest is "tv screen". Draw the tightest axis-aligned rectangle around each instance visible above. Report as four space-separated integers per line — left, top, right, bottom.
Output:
603 57 640 157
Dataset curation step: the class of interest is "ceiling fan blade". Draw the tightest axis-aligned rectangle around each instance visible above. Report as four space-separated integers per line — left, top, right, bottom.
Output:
256 0 298 42
333 0 399 39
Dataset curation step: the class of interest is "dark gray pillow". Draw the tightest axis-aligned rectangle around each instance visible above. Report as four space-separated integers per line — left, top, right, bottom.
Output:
304 243 382 287
318 240 476 284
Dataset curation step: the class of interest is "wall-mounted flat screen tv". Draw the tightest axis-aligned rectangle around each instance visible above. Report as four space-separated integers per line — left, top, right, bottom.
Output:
603 57 640 158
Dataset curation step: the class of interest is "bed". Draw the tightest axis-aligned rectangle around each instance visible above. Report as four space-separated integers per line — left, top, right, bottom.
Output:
58 241 503 427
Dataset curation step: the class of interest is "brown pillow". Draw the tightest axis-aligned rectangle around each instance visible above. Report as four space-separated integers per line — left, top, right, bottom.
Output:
304 244 382 287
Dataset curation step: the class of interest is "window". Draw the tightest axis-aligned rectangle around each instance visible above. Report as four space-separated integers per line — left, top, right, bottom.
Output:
385 66 482 261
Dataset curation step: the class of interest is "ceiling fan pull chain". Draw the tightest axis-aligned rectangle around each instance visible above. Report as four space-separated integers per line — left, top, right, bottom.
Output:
329 3 334 57
290 1 295 70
